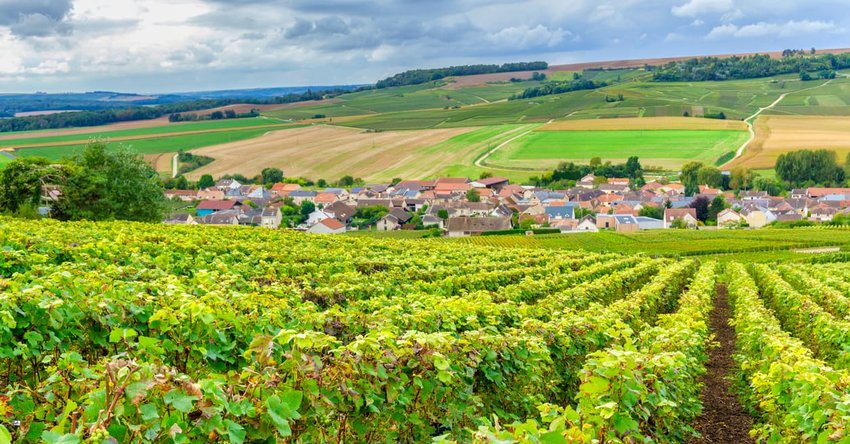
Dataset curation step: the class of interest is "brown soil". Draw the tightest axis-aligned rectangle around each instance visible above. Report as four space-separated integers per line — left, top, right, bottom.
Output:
689 284 755 444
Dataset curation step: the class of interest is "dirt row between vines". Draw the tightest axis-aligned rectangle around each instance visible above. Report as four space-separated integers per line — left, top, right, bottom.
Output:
689 284 754 444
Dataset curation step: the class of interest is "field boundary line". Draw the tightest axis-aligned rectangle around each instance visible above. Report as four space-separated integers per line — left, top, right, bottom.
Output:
724 79 833 167
475 122 549 170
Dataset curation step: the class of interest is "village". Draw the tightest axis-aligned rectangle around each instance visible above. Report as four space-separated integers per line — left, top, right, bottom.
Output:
161 173 850 236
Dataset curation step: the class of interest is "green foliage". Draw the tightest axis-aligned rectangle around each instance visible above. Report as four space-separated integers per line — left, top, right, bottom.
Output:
0 157 66 213
198 174 215 189
261 167 284 185
775 149 845 186
651 52 850 82
466 188 481 202
51 142 166 222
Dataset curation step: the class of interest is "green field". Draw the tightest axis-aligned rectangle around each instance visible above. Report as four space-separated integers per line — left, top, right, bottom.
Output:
0 117 287 149
487 129 748 170
16 127 282 160
440 227 850 262
768 78 850 116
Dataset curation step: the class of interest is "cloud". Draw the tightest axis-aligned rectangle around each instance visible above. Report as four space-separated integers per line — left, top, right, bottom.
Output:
1 0 849 92
672 0 733 17
486 24 571 49
0 0 74 37
707 20 838 38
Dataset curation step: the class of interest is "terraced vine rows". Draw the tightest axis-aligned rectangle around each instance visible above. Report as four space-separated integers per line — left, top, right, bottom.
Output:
2 218 850 443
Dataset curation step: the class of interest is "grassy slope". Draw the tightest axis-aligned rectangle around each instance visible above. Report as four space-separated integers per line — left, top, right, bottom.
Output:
17 127 280 160
489 129 748 170
0 117 286 148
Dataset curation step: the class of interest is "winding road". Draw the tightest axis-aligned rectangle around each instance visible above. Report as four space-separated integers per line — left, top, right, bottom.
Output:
726 78 834 165
475 120 552 169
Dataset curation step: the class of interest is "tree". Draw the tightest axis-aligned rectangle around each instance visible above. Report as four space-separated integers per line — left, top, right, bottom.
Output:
589 157 602 168
625 156 642 179
0 157 66 213
299 201 315 217
638 205 663 219
174 175 189 190
680 161 703 196
338 176 355 187
198 174 215 189
261 167 284 185
775 149 844 186
317 179 328 188
690 196 710 222
729 167 755 191
53 142 166 222
438 209 449 220
708 195 727 222
697 165 723 188
390 177 402 186
466 188 481 202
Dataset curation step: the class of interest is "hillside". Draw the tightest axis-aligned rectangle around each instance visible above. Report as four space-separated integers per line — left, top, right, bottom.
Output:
4 49 850 181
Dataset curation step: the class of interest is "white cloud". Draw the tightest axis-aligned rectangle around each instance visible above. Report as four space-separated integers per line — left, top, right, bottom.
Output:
486 24 570 49
672 0 734 18
707 20 838 39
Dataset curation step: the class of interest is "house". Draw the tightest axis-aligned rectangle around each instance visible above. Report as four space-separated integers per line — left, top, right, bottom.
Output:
807 187 850 199
314 192 338 206
598 184 630 194
376 214 401 231
165 189 197 201
664 208 698 229
260 207 282 228
246 186 273 200
376 209 412 231
422 215 445 229
324 201 356 223
164 213 196 225
197 188 225 201
215 179 242 192
306 210 332 226
270 183 301 197
739 205 775 228
576 215 598 232
577 174 596 189
446 216 512 237
607 177 630 186
810 204 838 222
198 212 239 225
471 177 509 190
196 200 241 217
717 208 744 228
545 205 575 220
308 218 346 234
289 190 318 204
635 216 664 230
597 214 640 232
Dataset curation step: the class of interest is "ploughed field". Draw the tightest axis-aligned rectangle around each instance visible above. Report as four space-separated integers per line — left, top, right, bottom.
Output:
3 218 850 442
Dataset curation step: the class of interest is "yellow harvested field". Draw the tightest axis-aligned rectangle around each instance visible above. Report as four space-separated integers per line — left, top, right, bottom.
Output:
145 152 175 174
540 117 747 131
186 125 475 181
729 115 850 169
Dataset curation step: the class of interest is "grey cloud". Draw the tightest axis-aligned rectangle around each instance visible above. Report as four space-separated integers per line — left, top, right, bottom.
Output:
0 0 73 37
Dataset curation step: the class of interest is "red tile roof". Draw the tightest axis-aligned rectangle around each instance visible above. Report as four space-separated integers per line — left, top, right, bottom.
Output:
319 218 345 230
196 200 238 210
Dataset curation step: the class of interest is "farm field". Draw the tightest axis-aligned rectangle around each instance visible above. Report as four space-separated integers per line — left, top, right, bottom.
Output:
539 116 747 131
728 115 850 169
14 126 290 160
186 124 504 181
4 218 850 442
488 128 748 170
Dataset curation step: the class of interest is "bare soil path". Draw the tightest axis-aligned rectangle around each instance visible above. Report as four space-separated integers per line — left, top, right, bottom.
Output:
689 284 755 444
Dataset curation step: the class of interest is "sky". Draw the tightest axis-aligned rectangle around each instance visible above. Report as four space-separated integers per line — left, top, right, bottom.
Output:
0 0 847 93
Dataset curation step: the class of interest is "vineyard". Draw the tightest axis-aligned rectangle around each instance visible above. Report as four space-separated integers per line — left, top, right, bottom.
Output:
1 219 850 443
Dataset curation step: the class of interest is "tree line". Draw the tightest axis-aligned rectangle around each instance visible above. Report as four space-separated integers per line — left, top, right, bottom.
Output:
511 77 605 100
0 87 360 133
375 62 548 88
529 157 645 188
649 52 850 82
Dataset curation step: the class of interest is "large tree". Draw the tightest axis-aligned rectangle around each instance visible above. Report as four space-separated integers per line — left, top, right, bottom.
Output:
0 157 68 213
53 142 166 222
680 161 703 196
775 149 844 186
261 167 284 185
